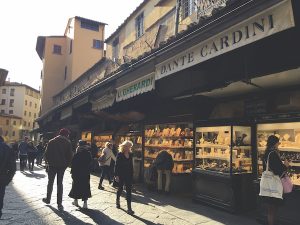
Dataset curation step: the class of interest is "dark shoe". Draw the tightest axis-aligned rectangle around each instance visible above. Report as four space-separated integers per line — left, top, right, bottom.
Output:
57 204 64 211
0 210 2 219
42 198 50 204
98 185 104 190
116 199 120 209
127 209 135 215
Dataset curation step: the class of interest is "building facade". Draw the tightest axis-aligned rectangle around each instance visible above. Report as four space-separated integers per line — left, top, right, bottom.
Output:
0 82 40 139
36 16 106 115
0 114 22 143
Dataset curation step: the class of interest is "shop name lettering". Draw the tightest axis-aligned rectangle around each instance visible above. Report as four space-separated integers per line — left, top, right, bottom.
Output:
118 77 154 97
160 15 274 75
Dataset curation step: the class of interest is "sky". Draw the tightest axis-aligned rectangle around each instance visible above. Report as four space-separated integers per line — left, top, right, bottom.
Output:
0 0 143 90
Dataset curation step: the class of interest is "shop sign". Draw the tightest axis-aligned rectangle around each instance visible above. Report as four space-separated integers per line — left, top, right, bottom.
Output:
156 0 295 80
197 0 228 19
116 73 155 102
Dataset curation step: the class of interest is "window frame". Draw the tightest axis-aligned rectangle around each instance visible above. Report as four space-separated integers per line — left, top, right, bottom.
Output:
53 44 62 55
135 12 144 39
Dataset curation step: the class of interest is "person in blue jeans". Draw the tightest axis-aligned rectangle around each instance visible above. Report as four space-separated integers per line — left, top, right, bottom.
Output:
0 136 16 219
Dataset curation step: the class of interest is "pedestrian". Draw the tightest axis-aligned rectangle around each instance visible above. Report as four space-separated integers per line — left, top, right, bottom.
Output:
261 135 289 225
12 142 18 160
114 140 134 215
154 150 174 194
42 128 73 210
18 137 29 171
0 136 16 219
27 141 38 171
69 140 92 209
36 141 44 166
98 142 116 190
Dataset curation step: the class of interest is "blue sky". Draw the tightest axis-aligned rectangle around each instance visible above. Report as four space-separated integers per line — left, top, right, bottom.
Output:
0 0 143 90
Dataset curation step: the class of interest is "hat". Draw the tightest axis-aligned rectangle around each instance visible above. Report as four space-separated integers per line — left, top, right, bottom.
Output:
59 128 70 137
78 140 87 146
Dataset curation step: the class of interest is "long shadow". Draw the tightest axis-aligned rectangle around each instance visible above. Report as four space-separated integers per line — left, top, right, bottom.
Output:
80 208 123 225
21 171 46 179
47 205 93 225
119 208 163 225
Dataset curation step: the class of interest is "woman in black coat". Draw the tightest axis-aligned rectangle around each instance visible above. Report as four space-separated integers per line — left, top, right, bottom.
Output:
69 140 92 209
262 135 289 225
114 140 134 215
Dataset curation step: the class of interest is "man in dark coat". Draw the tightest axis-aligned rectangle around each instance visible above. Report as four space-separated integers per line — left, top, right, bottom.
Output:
155 150 174 194
0 136 16 219
42 128 73 210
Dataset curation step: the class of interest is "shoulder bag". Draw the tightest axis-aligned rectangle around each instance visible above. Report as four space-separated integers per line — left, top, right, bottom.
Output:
259 151 283 199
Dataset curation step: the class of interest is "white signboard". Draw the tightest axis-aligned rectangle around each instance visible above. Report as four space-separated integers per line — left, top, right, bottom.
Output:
116 73 155 102
156 0 295 80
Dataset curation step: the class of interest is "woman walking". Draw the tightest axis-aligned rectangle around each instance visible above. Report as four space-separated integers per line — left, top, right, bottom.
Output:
262 135 289 225
98 142 116 190
114 140 134 215
69 140 92 209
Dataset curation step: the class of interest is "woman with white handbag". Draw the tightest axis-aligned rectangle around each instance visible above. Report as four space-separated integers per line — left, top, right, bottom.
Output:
260 135 290 225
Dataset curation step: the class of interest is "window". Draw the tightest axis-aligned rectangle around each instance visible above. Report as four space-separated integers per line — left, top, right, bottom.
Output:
53 45 62 54
28 122 31 127
29 112 31 117
1 99 5 105
6 120 9 125
64 66 67 80
12 131 15 136
2 89 6 94
93 39 103 49
10 88 15 96
24 111 27 116
5 131 8 136
30 101 32 107
112 37 119 62
23 121 26 126
9 99 14 107
13 120 16 125
25 100 27 105
80 19 99 31
135 13 144 39
34 113 36 118
35 103 37 108
69 40 73 54
9 110 13 114
0 110 5 114
181 0 195 20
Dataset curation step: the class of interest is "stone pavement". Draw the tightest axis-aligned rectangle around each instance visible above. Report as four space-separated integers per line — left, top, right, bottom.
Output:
1 161 261 225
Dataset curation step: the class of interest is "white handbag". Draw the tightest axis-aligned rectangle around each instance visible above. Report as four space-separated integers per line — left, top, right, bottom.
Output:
259 151 283 199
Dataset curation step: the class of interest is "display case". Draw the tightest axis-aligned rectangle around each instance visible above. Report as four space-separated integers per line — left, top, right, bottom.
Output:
93 134 112 156
193 124 255 213
144 123 194 174
195 126 252 174
81 131 92 144
257 122 300 186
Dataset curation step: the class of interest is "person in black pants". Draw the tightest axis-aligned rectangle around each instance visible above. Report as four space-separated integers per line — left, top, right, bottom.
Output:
114 140 134 215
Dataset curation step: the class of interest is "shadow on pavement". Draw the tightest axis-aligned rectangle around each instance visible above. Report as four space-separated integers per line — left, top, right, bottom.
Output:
47 205 93 225
21 171 46 179
119 208 163 225
80 208 124 225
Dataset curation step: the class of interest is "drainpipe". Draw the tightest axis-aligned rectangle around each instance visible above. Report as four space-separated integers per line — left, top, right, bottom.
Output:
175 0 181 36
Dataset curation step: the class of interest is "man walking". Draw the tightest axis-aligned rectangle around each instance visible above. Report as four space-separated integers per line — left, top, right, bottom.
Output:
18 136 29 171
0 136 16 219
42 128 73 210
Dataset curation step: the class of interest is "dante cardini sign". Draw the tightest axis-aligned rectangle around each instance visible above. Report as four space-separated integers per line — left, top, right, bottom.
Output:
116 73 155 102
156 0 295 80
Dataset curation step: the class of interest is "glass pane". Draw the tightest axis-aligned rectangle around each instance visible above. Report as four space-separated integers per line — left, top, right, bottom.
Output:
144 123 194 174
195 126 231 173
257 122 300 186
232 126 252 173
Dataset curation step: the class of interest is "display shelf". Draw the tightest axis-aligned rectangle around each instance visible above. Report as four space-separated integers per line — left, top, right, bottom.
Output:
144 123 194 175
258 146 300 152
145 145 193 149
196 144 230 148
196 155 230 161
